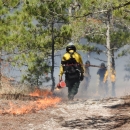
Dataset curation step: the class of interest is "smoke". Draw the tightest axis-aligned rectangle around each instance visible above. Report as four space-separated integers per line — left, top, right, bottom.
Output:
3 43 129 100
54 44 130 100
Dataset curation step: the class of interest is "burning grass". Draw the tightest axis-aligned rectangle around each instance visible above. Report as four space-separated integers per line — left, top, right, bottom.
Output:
0 96 61 115
29 88 52 97
0 77 62 115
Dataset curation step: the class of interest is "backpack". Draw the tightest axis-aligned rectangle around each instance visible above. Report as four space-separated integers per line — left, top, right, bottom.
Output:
61 52 81 79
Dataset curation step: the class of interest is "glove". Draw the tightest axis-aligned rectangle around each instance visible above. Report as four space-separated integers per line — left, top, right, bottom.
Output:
80 74 84 81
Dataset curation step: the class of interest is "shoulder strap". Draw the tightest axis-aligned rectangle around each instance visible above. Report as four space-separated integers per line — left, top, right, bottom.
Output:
61 52 74 64
68 52 74 58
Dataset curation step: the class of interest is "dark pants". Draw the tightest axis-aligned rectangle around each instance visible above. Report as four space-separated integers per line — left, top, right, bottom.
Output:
98 80 108 97
98 81 116 97
65 79 80 100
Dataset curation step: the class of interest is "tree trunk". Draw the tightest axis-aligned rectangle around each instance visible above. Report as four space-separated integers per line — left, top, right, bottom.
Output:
51 22 55 92
68 6 72 16
106 11 111 95
0 50 2 89
111 49 115 69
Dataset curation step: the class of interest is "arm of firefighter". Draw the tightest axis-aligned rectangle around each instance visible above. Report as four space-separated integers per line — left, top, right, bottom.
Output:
59 55 66 81
84 65 86 76
111 69 116 82
79 55 84 73
103 70 108 83
96 74 100 93
59 65 63 81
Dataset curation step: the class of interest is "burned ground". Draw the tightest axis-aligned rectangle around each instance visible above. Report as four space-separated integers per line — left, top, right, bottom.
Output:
0 93 130 130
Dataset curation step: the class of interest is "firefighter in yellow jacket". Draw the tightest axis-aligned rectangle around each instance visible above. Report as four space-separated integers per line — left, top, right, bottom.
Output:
103 65 116 97
59 42 84 100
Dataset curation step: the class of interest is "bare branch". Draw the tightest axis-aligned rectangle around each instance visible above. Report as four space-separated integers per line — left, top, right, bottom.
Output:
73 1 130 19
124 9 130 13
94 57 107 62
112 1 130 10
86 32 105 36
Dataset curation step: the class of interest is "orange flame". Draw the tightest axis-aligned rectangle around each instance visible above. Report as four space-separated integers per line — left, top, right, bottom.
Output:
0 89 61 115
29 88 52 97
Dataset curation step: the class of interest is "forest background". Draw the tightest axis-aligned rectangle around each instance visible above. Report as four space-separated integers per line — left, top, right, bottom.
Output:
0 0 130 95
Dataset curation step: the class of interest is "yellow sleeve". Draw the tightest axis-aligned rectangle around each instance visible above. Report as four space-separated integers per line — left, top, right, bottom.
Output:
79 54 85 73
59 65 64 77
103 70 108 83
59 55 66 77
111 69 116 82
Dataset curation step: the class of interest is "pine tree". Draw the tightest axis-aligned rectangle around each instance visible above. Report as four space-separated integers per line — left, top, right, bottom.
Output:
0 0 73 90
0 0 22 88
67 0 130 92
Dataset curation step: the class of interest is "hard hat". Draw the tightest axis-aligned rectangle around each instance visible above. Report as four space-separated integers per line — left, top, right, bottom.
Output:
85 60 90 64
100 63 105 67
66 42 76 52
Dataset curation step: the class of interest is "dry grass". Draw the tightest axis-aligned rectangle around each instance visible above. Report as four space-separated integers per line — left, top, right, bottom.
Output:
0 75 34 95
